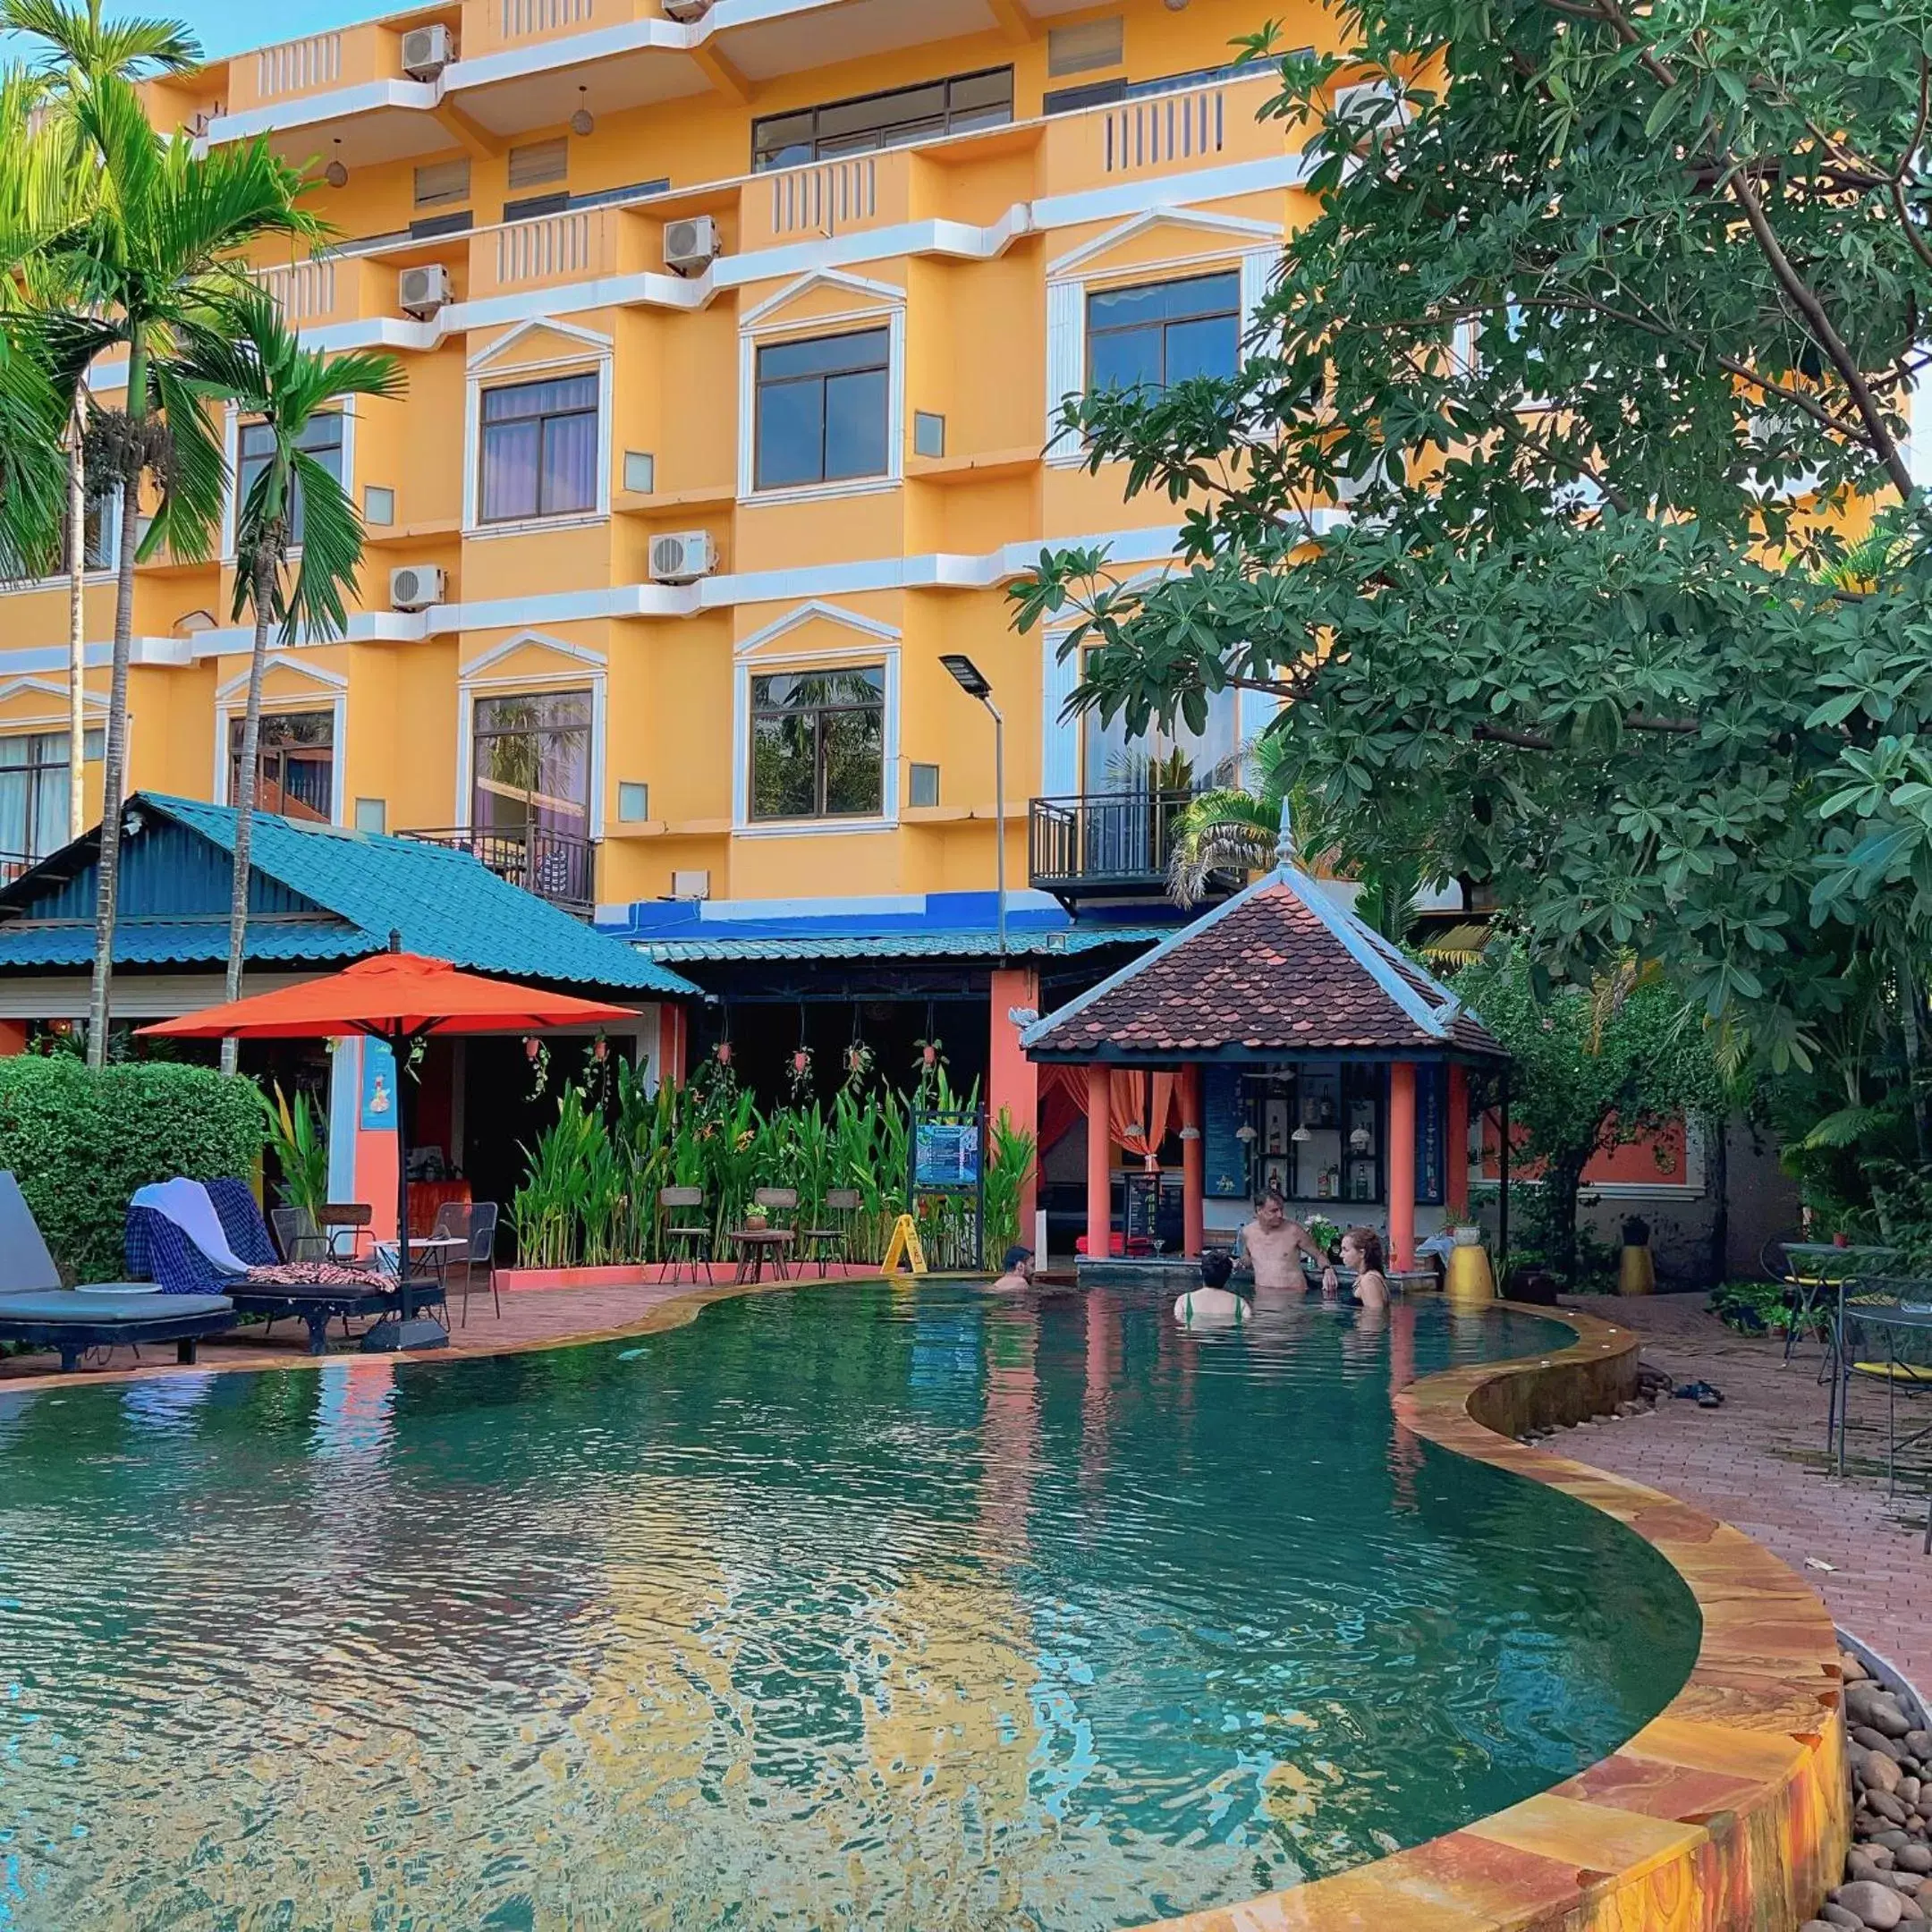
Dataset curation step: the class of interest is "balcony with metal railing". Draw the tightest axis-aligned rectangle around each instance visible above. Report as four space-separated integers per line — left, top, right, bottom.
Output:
1029 791 1236 908
0 852 38 891
397 825 597 915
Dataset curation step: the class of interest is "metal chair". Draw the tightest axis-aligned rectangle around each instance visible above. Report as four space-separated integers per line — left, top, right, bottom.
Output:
1830 1281 1932 1503
430 1200 500 1326
801 1188 861 1276
658 1187 713 1284
271 1205 328 1263
318 1203 375 1263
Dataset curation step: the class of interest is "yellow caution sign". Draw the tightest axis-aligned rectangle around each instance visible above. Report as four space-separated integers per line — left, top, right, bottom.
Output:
881 1214 928 1276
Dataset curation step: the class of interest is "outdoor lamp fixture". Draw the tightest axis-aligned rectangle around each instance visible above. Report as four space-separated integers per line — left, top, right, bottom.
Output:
325 138 348 188
571 87 595 136
939 653 1006 958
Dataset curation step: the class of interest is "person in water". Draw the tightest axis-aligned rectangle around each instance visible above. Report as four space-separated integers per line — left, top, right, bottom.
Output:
991 1245 1035 1291
1174 1249 1250 1326
1240 1188 1338 1298
1342 1226 1391 1310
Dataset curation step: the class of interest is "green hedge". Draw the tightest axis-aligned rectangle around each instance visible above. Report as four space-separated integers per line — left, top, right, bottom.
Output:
0 1058 268 1284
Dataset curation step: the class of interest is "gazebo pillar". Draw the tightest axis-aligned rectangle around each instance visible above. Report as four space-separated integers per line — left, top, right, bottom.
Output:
1180 1064 1205 1257
1445 1063 1470 1218
1086 1062 1112 1260
1388 1062 1419 1270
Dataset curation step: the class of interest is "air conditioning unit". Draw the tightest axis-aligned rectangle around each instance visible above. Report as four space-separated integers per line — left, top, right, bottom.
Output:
390 564 447 610
401 24 454 80
397 263 453 317
663 215 722 277
648 531 717 584
662 0 715 21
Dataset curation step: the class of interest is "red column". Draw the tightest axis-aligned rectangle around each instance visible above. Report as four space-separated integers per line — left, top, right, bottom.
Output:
657 1004 688 1090
1387 1062 1418 1270
989 965 1042 1235
1085 1062 1112 1260
0 1020 26 1056
1180 1063 1205 1257
1445 1063 1470 1218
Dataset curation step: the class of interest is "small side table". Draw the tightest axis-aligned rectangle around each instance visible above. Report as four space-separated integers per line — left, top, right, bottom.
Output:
730 1229 794 1284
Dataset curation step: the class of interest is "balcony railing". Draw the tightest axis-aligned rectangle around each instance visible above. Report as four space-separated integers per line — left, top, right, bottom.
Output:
0 852 37 890
1030 791 1229 905
399 825 597 915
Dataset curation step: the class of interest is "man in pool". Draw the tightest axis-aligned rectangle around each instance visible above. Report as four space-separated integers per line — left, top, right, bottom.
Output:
1240 1189 1337 1299
1174 1249 1250 1326
990 1245 1035 1292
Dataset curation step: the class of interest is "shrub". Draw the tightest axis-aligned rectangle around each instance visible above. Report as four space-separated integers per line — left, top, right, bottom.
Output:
0 1058 268 1284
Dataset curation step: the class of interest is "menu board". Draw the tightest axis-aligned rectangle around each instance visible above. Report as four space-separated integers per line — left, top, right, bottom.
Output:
913 1115 981 1191
1415 1063 1445 1204
1202 1065 1249 1199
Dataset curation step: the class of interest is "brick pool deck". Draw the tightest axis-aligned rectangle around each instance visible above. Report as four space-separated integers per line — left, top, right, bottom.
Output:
1556 1291 1932 1696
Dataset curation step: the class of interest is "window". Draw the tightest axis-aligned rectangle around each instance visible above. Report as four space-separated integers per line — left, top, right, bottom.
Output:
1047 17 1123 77
62 487 114 572
750 668 885 819
1087 271 1241 395
414 158 470 208
479 374 599 523
754 330 890 492
508 138 567 190
237 411 343 548
752 68 1013 171
0 729 101 860
229 710 334 824
1044 59 1285 116
472 690 593 843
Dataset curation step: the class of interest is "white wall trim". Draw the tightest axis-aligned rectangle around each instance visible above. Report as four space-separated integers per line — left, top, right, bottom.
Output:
454 631 608 837
732 631 900 835
734 599 901 657
212 665 350 828
463 336 614 536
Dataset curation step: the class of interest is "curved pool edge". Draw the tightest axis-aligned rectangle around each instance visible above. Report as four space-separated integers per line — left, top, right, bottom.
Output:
1137 1301 1851 1932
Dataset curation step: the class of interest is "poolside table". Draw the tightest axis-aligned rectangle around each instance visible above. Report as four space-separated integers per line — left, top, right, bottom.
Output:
729 1229 794 1284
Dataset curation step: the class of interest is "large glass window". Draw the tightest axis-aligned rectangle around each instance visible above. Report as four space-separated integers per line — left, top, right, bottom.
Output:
237 412 343 548
229 710 334 823
754 330 890 492
479 375 599 524
472 690 593 843
753 68 1012 171
750 668 885 820
1087 271 1241 396
0 729 101 859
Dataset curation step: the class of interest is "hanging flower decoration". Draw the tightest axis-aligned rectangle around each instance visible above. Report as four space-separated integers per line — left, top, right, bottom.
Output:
843 1040 874 1084
593 1036 609 1063
788 1043 815 1102
716 1039 733 1066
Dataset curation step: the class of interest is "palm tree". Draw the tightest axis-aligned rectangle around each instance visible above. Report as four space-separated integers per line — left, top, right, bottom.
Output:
3 0 201 840
182 286 402 1072
44 74 312 1066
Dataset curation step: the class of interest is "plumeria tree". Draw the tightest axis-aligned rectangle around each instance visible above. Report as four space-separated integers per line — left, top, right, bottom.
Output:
44 74 311 1066
182 286 402 1072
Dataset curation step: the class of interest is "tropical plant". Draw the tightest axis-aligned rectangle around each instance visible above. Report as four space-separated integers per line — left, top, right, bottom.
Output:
982 1107 1038 1258
42 72 312 1067
179 285 402 1072
258 1077 326 1217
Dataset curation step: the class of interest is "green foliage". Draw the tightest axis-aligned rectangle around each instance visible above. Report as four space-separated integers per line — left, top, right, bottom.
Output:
1011 0 1932 1099
1709 1279 1808 1338
1459 945 1732 1280
982 1108 1038 1258
258 1078 326 1218
0 1055 267 1282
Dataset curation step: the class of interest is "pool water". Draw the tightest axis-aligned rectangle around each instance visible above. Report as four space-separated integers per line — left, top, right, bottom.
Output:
0 1284 1698 1931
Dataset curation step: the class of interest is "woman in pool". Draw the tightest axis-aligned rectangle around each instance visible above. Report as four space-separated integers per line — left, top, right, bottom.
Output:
1174 1250 1250 1326
1343 1226 1391 1311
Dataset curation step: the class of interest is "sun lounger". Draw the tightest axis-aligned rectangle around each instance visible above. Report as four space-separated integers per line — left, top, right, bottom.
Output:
0 1173 234 1372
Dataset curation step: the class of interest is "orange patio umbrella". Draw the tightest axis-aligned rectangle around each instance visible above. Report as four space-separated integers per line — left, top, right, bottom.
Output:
143 943 639 1304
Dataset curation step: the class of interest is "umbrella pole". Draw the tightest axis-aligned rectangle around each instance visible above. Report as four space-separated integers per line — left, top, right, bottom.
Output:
394 1023 411 1292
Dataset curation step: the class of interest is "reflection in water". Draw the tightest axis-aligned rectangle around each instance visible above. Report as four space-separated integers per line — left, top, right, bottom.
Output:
0 1285 1699 1932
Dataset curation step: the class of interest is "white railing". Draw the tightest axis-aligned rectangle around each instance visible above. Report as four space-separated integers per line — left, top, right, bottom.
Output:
254 260 337 325
257 31 343 98
495 210 598 285
1101 86 1227 174
499 0 592 37
767 157 878 237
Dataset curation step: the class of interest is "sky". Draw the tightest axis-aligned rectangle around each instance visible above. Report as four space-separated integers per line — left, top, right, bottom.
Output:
168 0 377 61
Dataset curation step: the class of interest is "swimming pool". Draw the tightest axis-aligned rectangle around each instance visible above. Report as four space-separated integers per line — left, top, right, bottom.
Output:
0 1284 1699 1931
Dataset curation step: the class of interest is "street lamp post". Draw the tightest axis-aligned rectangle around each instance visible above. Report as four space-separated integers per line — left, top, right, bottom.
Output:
939 654 1005 959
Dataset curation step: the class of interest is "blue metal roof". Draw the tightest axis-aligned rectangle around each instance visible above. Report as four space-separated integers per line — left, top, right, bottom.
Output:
640 928 1175 964
0 796 698 998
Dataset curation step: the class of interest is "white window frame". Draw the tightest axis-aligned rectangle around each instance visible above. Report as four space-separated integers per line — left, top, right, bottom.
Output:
220 400 358 568
1043 215 1280 467
737 272 906 506
0 489 123 597
212 655 349 828
453 630 608 840
731 602 901 835
462 320 614 539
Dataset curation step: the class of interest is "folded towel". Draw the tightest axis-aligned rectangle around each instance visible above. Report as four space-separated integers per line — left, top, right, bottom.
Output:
130 1179 252 1276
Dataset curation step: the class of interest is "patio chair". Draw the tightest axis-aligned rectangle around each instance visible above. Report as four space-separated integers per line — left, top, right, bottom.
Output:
270 1205 329 1263
801 1189 861 1276
752 1188 799 1278
319 1202 376 1263
1830 1280 1932 1500
431 1200 500 1326
658 1187 712 1284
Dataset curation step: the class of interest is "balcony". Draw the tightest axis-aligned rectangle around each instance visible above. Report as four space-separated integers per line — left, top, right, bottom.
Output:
741 150 914 253
1039 72 1288 199
251 255 379 331
226 22 403 115
399 826 597 916
1030 792 1234 908
0 852 37 890
469 206 631 300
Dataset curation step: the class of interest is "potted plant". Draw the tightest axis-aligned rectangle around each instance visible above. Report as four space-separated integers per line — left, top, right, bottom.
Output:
743 1199 770 1231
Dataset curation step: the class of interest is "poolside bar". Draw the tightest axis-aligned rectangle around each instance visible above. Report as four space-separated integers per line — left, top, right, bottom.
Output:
1023 829 1509 1272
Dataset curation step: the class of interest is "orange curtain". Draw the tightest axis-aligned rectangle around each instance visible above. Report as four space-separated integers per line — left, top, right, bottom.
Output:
1109 1069 1175 1171
1039 1064 1088 1154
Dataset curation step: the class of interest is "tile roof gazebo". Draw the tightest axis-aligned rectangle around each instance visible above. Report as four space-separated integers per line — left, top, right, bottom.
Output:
1021 829 1509 1274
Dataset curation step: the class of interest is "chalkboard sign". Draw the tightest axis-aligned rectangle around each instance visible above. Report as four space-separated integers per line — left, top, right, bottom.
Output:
1202 1065 1249 1199
1415 1063 1445 1205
